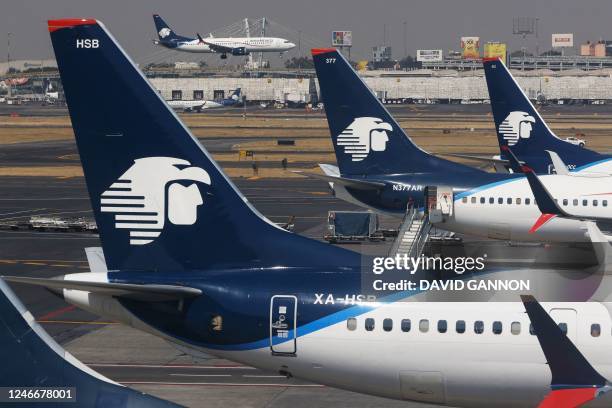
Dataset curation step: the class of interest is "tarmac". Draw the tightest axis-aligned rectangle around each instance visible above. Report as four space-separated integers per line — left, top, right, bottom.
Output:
0 104 609 407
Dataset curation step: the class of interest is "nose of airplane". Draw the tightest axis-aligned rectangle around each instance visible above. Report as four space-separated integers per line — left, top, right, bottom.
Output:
287 42 296 49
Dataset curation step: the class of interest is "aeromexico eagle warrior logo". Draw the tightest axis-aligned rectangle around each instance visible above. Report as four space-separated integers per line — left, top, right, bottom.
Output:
158 27 172 39
337 117 392 161
100 157 210 245
498 111 536 146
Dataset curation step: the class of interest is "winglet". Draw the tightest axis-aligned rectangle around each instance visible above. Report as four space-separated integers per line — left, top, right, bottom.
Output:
521 295 609 408
502 146 565 216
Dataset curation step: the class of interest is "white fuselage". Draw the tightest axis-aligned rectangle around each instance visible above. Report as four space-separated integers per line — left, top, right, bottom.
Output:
174 37 295 53
446 173 612 242
166 99 224 111
60 281 612 408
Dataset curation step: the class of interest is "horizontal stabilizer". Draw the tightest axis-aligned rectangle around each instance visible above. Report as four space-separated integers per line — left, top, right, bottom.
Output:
294 171 386 190
441 153 510 165
545 150 570 176
2 276 201 301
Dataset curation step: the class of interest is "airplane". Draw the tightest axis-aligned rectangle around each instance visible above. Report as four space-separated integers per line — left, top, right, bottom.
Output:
480 57 612 175
0 277 181 407
12 18 612 408
307 47 612 243
153 14 295 59
521 295 612 408
165 89 242 112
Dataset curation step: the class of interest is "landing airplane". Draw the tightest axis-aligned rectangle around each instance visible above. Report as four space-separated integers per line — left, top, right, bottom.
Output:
310 48 612 242
13 18 612 408
166 88 242 112
522 295 612 408
481 57 612 175
153 14 295 59
0 278 181 407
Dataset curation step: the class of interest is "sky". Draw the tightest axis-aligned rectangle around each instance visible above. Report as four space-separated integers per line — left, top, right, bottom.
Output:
3 0 612 64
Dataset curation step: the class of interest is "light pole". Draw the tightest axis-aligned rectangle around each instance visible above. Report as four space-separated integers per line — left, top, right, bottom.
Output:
7 32 11 97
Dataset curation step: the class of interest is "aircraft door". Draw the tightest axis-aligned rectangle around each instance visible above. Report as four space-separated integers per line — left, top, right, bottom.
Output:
436 186 453 216
270 295 297 355
548 308 577 343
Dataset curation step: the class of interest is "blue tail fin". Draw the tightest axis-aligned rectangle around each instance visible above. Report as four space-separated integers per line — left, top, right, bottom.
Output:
483 58 603 166
312 48 477 176
49 19 356 272
153 14 190 43
0 278 181 407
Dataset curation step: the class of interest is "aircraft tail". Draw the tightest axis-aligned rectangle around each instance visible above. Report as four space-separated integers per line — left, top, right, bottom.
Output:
153 14 188 42
483 58 582 159
231 88 241 99
0 278 182 407
312 48 477 176
49 19 357 272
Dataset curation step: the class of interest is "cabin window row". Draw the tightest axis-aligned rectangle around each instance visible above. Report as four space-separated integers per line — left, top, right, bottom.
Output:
461 196 608 207
347 318 603 337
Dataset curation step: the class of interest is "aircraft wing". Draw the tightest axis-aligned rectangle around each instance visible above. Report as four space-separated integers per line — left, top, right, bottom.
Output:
201 40 236 54
521 295 610 408
2 276 202 302
293 170 386 191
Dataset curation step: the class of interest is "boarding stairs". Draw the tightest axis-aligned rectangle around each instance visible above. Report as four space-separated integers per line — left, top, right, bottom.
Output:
389 207 432 259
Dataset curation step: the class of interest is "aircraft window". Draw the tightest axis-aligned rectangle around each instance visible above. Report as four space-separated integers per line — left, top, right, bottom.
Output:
480 197 485 204
471 197 476 204
507 198 512 204
573 199 578 206
383 318 393 332
498 197 503 204
604 200 608 207
558 323 567 335
347 318 357 331
492 321 503 335
456 320 466 333
594 200 598 207
563 199 568 206
401 319 411 332
591 324 601 337
516 198 522 205
474 321 484 334
525 198 531 205
489 197 494 204
462 197 467 203
529 323 536 335
583 199 588 206
365 318 375 331
419 319 429 333
438 320 447 333
511 321 521 335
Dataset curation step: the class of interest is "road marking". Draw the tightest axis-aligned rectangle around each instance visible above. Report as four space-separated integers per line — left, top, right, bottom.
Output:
120 382 324 388
89 363 253 369
242 375 286 378
37 305 76 321
38 320 117 325
170 374 232 378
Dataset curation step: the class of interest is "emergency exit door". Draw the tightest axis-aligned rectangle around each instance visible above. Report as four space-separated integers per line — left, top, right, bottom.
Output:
270 295 297 355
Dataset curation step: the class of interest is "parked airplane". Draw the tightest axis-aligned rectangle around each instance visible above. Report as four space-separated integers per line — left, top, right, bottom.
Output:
14 18 612 408
166 88 242 112
153 14 295 59
0 278 181 407
309 48 612 242
522 295 612 408
481 57 612 175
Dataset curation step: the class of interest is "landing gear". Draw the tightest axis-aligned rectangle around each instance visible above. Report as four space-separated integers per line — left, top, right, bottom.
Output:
220 53 227 59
